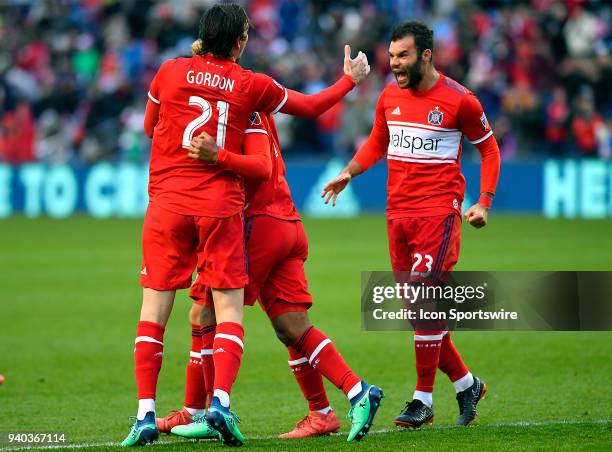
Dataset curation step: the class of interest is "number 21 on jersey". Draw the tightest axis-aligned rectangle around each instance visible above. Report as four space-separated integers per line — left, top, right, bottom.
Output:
182 96 229 149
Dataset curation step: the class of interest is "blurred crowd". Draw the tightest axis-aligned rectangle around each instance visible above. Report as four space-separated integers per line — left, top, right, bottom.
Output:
0 0 610 165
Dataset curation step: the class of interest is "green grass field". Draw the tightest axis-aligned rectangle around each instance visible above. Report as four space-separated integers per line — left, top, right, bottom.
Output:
1 215 611 451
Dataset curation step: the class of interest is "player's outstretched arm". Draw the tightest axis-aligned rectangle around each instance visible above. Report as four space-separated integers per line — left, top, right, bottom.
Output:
322 90 389 206
279 45 370 119
188 131 272 180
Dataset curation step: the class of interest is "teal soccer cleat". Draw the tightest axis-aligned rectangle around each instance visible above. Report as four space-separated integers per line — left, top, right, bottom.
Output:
121 412 159 447
171 412 219 439
206 398 245 447
347 382 384 442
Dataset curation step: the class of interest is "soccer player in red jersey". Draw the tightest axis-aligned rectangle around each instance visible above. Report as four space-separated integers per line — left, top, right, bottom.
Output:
156 37 381 443
171 109 383 443
122 4 369 447
322 21 501 428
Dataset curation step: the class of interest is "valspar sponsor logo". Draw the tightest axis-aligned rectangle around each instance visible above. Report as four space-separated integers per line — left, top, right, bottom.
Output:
387 122 461 163
390 128 442 152
186 70 235 92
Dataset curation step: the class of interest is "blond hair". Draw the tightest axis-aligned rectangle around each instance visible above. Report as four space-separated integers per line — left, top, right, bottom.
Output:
191 39 203 56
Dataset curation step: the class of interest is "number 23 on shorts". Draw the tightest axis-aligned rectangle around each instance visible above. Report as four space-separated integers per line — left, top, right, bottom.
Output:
411 252 433 276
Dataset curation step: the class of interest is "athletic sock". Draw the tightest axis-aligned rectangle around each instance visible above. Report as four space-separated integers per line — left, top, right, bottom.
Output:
211 322 244 408
292 326 361 400
414 330 443 394
438 331 471 391
137 399 155 420
453 372 474 393
413 390 433 408
185 407 205 416
134 321 164 418
184 324 206 410
287 346 331 412
200 325 216 407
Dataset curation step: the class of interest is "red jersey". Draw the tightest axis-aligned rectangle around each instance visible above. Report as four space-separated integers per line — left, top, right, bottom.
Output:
354 74 494 218
147 54 288 217
243 112 299 221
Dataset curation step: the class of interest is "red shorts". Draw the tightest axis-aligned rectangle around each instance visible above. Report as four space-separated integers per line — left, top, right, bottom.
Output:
191 215 312 319
140 202 247 291
387 214 461 273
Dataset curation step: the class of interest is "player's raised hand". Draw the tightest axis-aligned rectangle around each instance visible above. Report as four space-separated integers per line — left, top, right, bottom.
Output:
343 44 370 85
464 203 488 228
188 132 218 163
321 170 352 206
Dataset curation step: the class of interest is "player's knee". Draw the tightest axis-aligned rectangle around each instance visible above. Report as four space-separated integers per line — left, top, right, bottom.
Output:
272 311 310 346
199 305 217 327
188 303 203 325
273 324 294 346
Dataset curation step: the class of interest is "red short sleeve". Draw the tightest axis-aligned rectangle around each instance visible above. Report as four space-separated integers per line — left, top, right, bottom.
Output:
250 73 288 115
148 60 174 105
458 93 493 145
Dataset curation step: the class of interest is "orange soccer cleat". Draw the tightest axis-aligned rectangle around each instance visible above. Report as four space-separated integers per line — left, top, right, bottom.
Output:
155 409 194 433
279 411 341 439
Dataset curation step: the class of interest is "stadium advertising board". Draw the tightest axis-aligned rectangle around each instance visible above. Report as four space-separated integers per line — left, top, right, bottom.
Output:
0 159 610 218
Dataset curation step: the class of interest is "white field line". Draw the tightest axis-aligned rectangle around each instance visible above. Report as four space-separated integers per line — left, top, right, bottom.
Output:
0 419 609 451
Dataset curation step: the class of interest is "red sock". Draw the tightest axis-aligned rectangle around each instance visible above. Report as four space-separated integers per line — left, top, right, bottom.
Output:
438 331 469 382
184 325 206 409
287 346 330 412
292 326 360 397
212 322 244 400
414 330 443 393
134 321 165 399
200 325 216 407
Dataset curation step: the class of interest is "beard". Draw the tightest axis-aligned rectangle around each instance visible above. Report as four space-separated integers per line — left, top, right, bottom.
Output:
406 56 424 89
394 54 424 89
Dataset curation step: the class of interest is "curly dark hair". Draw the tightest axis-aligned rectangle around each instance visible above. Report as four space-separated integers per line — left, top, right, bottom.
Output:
197 3 250 59
390 20 434 56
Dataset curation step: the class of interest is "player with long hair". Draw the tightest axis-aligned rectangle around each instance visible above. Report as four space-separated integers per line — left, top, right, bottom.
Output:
123 3 370 447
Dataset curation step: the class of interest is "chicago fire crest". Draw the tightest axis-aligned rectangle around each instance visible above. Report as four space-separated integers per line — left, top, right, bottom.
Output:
428 106 444 126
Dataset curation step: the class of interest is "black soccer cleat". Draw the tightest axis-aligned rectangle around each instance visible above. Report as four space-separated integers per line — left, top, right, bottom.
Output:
456 376 487 426
393 399 434 428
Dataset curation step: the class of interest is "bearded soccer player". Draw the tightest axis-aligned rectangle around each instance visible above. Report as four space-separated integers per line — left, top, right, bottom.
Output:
122 3 369 447
322 21 501 428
